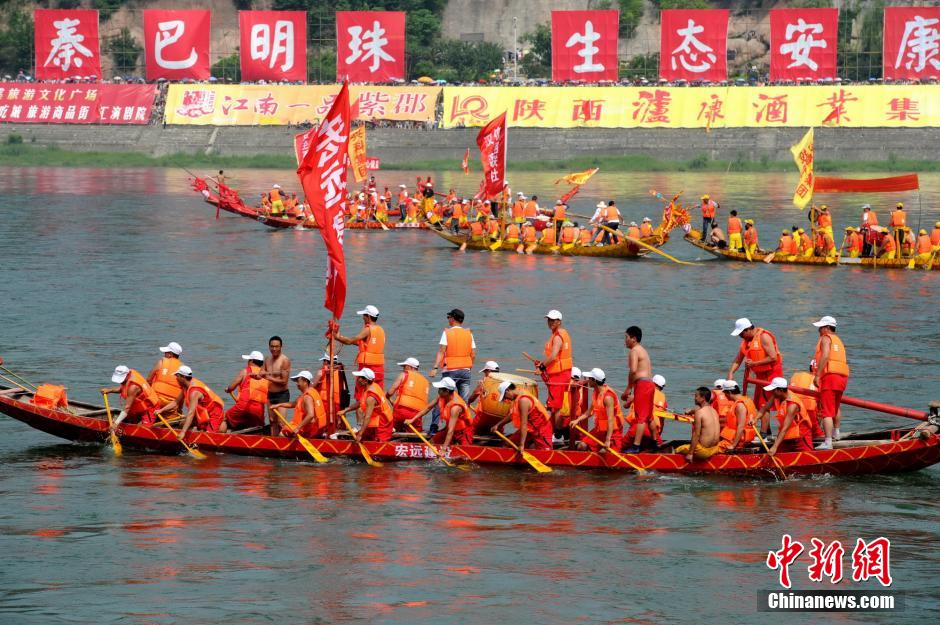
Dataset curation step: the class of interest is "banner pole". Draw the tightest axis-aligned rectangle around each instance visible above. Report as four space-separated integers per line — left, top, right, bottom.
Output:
328 321 336 435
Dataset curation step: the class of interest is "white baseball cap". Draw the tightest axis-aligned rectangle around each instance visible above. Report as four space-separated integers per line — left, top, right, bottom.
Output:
629 221 638 226
399 184 407 188
545 309 563 320
397 357 420 368
479 360 499 372
596 202 606 209
356 305 380 317
273 184 282 189
433 377 457 391
812 315 838 328
242 351 264 361
159 342 183 356
291 370 314 382
713 378 727 388
652 374 666 388
571 366 582 379
643 217 652 222
517 192 524 196
731 318 752 336
352 368 375 381
176 365 194 378
722 379 739 391
584 367 606 382
319 352 338 362
497 380 513 401
111 365 130 384
763 377 789 392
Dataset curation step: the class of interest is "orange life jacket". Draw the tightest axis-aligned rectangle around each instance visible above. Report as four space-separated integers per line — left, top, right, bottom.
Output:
541 228 556 245
916 234 933 254
470 221 484 236
627 225 640 239
32 384 69 410
511 392 550 433
817 212 832 228
799 233 812 253
931 227 940 246
362 382 393 429
861 210 879 227
511 200 525 219
486 220 499 236
479 203 493 217
814 333 850 378
438 394 473 431
728 216 742 234
701 200 716 219
882 235 896 253
121 369 159 414
579 229 592 244
738 327 782 375
239 363 269 404
270 188 282 202
395 370 430 411
523 200 538 218
452 204 465 219
292 387 327 433
544 328 573 374
561 226 577 243
605 206 621 222
789 371 817 414
779 234 793 252
317 364 343 409
711 389 732 426
720 395 756 448
744 227 758 245
185 378 224 429
506 224 521 240
554 205 566 222
890 209 906 228
592 386 624 433
406 202 418 218
640 222 654 237
849 232 863 253
774 393 809 441
357 324 386 367
443 327 474 370
398 191 408 204
523 225 537 243
150 357 183 403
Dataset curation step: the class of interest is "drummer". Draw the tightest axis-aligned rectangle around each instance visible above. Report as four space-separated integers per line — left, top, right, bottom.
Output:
466 360 500 415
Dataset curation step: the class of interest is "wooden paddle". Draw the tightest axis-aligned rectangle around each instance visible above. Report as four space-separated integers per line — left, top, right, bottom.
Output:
573 425 647 474
572 215 698 266
154 412 207 460
406 423 470 470
488 238 503 251
339 413 383 467
743 241 753 262
272 408 329 464
654 409 694 424
751 427 787 480
832 234 847 265
0 365 38 392
494 430 552 473
763 251 776 264
101 392 123 456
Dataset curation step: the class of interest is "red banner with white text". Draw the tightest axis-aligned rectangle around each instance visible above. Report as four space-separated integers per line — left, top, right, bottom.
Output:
239 11 307 83
770 8 838 82
0 83 155 124
336 11 406 83
476 111 507 200
144 9 211 81
34 9 102 81
551 10 619 83
659 9 729 82
883 7 940 81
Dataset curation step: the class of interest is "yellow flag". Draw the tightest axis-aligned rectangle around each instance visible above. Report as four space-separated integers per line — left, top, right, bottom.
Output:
348 125 367 183
790 128 814 209
555 167 599 186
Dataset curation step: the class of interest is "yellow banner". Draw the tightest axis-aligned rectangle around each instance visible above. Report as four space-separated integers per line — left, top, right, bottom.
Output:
441 85 940 129
790 128 814 209
556 167 599 186
165 85 442 125
349 126 367 183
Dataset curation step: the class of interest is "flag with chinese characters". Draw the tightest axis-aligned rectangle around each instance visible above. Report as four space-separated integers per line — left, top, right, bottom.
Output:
239 11 307 82
336 11 406 83
461 147 470 174
883 7 940 81
550 10 619 83
789 127 814 209
348 125 367 183
476 111 507 200
296 81 351 321
659 9 729 82
143 10 211 81
770 8 838 82
34 9 101 81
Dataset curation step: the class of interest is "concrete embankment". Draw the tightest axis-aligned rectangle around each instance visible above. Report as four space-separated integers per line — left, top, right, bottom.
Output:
0 124 936 166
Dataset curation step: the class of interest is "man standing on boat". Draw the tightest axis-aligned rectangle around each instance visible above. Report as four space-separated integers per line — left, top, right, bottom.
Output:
727 318 783 409
623 326 658 453
811 316 849 451
428 309 475 434
727 210 743 251
700 194 718 241
334 305 386 391
147 342 185 407
601 201 622 246
532 310 573 438
254 336 291 436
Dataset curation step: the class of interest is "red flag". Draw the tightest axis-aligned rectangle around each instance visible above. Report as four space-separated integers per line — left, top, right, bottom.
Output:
34 9 102 81
296 82 352 321
461 147 470 174
336 11 406 82
143 10 211 81
476 112 507 200
814 174 919 194
883 7 940 81
551 10 619 83
239 11 307 82
770 8 838 82
659 10 729 82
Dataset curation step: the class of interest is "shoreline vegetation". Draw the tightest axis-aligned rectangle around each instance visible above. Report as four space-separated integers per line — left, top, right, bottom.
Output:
1 141 938 173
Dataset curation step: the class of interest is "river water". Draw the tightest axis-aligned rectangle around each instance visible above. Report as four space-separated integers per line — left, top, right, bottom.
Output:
0 167 937 624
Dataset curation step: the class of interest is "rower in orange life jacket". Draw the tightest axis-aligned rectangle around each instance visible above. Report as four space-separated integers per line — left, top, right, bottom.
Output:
147 341 185 407
816 205 833 240
103 365 159 427
639 217 654 238
272 370 328 439
339 367 394 442
797 228 813 257
811 315 849 450
333 304 386 391
222 351 269 432
624 373 666 449
789 367 824 439
710 379 733 427
743 220 758 255
932 221 940 246
387 357 430 431
890 203 907 245
466 361 501 419
756 377 813 455
560 367 590 447
914 229 934 261
879 228 896 258
485 217 499 240
532 309 573 429
269 184 286 215
540 226 557 245
429 377 475 447
560 223 578 245
718 381 756 451
728 318 783 410
844 227 862 258
570 368 624 453
727 211 743 250
626 221 641 239
512 194 526 224
505 223 521 243
522 223 538 245
490 380 554 451
469 217 485 239
778 230 793 254
155 365 225 437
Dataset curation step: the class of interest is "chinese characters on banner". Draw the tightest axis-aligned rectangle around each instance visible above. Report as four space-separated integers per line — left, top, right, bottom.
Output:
34 9 101 81
239 11 306 82
348 125 368 183
770 8 839 82
550 10 619 83
660 9 729 82
476 111 507 199
883 7 940 81
336 11 406 82
0 83 155 124
789 127 814 209
143 10 211 81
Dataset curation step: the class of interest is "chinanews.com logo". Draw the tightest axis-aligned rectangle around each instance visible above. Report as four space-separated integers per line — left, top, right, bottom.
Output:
758 534 904 612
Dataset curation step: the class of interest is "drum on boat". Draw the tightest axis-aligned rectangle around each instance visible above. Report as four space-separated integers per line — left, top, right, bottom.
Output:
477 373 539 431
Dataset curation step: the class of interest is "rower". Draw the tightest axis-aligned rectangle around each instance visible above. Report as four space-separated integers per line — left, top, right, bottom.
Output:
338 368 393 442
878 226 897 259
727 210 743 251
512 193 526 224
718 381 756 451
624 373 666 450
269 184 285 216
675 387 722 462
540 223 557 247
743 220 758 255
755 377 813 455
505 222 521 244
273 371 328 439
601 201 621 245
711 378 732 426
467 360 500 415
102 365 159 428
315 352 348 422
700 194 718 241
334 305 385 390
777 229 793 254
811 315 849 450
468 215 486 242
570 368 623 453
387 357 430 432
708 223 727 248
560 221 578 247
797 228 813 257
523 195 539 223
520 222 538 253
626 221 641 240
156 366 225 437
915 229 934 262
407 377 474 447
815 228 836 258
222 351 269 433
639 217 654 238
623 326 659 453
845 226 863 258
490 380 553 451
255 336 291 436
562 367 590 446
816 205 833 242
931 221 940 247
890 202 907 251
790 362 824 440
728 318 783 409
147 341 185 407
532 310 573 434
397 184 409 220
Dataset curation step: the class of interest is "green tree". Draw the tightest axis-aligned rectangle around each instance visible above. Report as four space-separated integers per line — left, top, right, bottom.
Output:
309 48 336 83
93 0 124 22
520 23 551 79
619 0 645 39
654 0 710 9
104 28 142 76
211 53 241 82
0 8 33 76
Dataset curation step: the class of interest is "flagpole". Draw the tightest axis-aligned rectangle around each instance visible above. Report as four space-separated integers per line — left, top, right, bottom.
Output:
328 322 336 435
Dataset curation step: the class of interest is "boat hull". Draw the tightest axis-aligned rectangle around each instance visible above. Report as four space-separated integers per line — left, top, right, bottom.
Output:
431 228 664 259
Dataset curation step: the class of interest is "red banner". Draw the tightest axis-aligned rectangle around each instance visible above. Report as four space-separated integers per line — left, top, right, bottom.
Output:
770 8 838 82
551 10 619 83
336 11 406 83
144 10 211 81
34 9 102 81
239 11 306 83
476 111 507 200
0 83 155 124
814 174 920 194
660 9 729 82
883 7 940 81
366 157 380 171
296 82 351 321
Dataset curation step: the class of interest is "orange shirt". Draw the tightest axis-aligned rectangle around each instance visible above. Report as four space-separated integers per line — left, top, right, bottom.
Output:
727 216 742 234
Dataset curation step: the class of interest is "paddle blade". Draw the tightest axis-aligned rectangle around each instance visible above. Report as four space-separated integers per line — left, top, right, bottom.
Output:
298 434 329 463
187 447 208 460
521 450 553 473
489 240 501 251
110 433 123 457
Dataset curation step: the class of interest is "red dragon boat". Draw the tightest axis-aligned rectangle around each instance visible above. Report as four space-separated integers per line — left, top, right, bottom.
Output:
2 385 937 478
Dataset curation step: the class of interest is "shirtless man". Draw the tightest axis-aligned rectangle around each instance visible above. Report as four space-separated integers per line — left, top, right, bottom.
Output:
676 387 722 462
256 335 291 435
708 223 727 248
623 326 659 453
